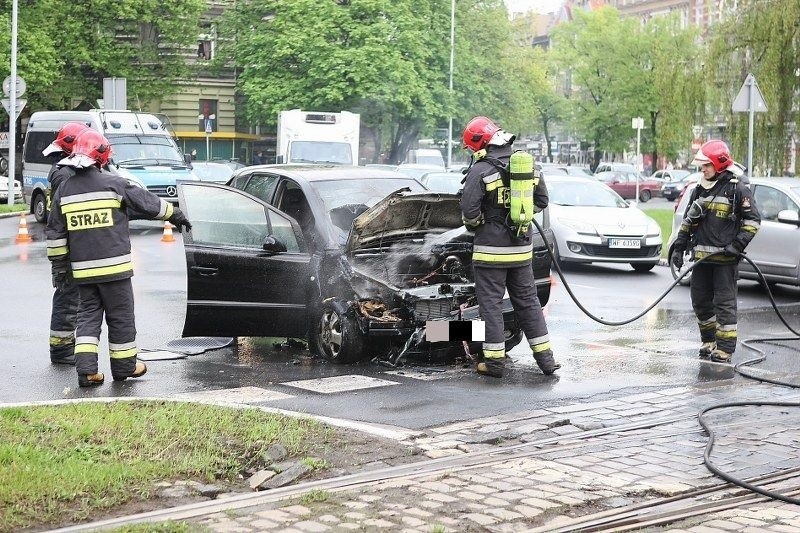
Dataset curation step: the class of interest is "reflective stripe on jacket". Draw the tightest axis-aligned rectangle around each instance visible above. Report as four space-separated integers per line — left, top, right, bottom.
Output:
45 166 173 284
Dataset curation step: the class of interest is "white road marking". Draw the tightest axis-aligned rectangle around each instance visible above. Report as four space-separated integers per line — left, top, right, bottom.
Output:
282 375 400 394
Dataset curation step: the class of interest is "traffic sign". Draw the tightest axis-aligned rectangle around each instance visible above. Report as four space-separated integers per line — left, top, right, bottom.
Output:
732 74 767 113
1 98 26 120
2 75 26 97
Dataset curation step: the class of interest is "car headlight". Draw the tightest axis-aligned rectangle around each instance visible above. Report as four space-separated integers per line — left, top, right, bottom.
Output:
558 218 597 235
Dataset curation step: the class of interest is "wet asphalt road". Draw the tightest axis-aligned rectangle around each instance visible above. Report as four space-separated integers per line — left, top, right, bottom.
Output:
1 214 799 430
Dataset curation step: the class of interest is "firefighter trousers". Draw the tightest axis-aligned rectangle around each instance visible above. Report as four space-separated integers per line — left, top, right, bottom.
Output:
75 278 138 378
474 265 550 359
50 277 79 361
691 262 738 353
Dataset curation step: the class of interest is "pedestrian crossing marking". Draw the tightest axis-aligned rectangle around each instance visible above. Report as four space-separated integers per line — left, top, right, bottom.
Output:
172 386 293 404
282 375 400 394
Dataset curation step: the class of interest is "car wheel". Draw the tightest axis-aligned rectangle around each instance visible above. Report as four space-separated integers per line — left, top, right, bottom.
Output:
639 189 652 202
631 262 656 272
32 192 48 223
317 300 367 364
668 245 691 286
536 280 551 307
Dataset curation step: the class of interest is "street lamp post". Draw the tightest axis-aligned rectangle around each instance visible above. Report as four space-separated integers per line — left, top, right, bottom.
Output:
632 117 644 204
446 0 455 169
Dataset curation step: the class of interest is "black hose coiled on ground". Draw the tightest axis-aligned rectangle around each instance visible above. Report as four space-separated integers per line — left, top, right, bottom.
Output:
530 216 800 504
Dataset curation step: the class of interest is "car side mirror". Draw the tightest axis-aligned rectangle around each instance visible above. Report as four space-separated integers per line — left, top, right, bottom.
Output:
777 209 800 226
184 154 193 168
262 235 288 255
275 155 285 164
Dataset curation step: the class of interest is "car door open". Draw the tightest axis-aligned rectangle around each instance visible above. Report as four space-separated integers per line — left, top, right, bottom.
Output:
177 182 311 338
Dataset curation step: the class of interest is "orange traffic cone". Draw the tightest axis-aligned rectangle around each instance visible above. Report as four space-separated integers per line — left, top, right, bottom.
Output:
15 213 32 244
161 221 176 243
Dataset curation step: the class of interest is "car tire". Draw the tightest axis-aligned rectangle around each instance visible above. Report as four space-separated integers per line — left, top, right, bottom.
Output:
631 262 656 273
639 189 652 202
504 326 523 352
668 245 691 286
316 300 367 364
32 191 48 223
536 280 551 308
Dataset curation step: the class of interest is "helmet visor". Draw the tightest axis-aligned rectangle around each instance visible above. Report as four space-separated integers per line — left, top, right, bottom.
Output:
42 142 63 156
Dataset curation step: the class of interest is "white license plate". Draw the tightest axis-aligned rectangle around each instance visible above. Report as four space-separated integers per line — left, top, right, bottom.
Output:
609 238 641 249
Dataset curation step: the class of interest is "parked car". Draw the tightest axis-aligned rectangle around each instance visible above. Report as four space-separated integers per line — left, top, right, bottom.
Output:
594 162 639 175
660 171 699 201
536 163 570 177
0 176 22 202
667 177 800 287
594 170 662 202
191 161 235 183
546 175 663 271
395 163 444 180
558 165 594 178
177 165 553 363
419 171 463 194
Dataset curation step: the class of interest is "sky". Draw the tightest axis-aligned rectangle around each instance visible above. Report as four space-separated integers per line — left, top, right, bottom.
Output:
505 0 564 14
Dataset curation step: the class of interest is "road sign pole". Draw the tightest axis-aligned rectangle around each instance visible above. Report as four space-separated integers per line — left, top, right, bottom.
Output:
6 0 19 207
747 76 754 178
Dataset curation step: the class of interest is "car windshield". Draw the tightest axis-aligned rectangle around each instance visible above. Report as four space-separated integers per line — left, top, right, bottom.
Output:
423 173 462 193
549 180 628 208
192 163 232 182
312 178 426 213
668 171 691 182
107 134 185 166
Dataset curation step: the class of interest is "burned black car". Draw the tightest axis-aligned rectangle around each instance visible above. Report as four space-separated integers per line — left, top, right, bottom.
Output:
177 165 553 363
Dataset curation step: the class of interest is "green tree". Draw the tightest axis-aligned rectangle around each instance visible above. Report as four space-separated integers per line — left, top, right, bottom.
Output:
639 14 704 170
550 7 648 170
707 0 800 175
0 0 206 111
223 0 518 163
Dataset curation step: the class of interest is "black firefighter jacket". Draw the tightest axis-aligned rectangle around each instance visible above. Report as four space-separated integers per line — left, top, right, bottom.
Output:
673 170 761 264
45 165 174 284
460 144 549 268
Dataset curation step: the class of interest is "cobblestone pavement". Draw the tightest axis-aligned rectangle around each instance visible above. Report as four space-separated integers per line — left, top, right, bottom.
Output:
118 380 799 532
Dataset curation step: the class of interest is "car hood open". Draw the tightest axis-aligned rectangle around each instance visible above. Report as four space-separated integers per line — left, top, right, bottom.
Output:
346 191 463 251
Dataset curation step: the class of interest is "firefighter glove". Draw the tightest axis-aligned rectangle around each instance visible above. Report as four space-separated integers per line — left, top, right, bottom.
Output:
671 250 684 270
52 269 69 290
724 243 742 257
168 208 192 232
462 213 484 231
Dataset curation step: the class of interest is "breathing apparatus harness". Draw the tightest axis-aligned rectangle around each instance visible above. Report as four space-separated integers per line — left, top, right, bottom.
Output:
466 149 539 237
529 214 800 504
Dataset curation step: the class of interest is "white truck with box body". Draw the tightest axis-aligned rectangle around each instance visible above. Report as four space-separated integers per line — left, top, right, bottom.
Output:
23 110 197 222
276 110 360 165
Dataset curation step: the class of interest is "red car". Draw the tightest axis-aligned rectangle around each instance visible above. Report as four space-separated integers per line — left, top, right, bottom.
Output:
594 170 661 202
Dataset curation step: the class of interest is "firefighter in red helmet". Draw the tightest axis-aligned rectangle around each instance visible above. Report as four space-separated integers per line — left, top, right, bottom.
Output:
45 129 192 387
42 122 89 365
671 140 760 363
460 116 558 378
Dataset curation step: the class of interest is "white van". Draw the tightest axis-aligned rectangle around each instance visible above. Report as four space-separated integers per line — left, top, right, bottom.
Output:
23 110 197 222
406 149 445 169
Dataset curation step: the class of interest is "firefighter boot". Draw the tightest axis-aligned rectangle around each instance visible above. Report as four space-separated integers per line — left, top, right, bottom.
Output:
698 341 716 359
113 361 148 382
476 358 504 378
534 349 560 375
78 372 105 388
710 349 732 363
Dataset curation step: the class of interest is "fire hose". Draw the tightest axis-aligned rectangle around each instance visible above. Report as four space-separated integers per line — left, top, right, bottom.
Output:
530 216 800 505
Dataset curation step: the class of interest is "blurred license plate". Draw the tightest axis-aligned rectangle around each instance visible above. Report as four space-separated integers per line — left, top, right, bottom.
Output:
609 239 641 249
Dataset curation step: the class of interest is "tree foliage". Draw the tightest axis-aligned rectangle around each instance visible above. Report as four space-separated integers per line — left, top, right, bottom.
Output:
0 0 206 112
707 0 800 175
223 0 518 163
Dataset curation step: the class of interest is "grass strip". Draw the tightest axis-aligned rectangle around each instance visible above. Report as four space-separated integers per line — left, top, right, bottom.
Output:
0 401 329 532
642 207 675 257
0 202 27 215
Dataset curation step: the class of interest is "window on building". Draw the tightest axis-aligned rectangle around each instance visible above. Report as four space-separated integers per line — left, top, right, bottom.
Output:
197 23 216 60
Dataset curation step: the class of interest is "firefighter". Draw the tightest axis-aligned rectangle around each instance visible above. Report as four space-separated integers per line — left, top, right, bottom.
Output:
45 129 192 387
460 116 559 378
671 140 760 363
41 122 89 365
